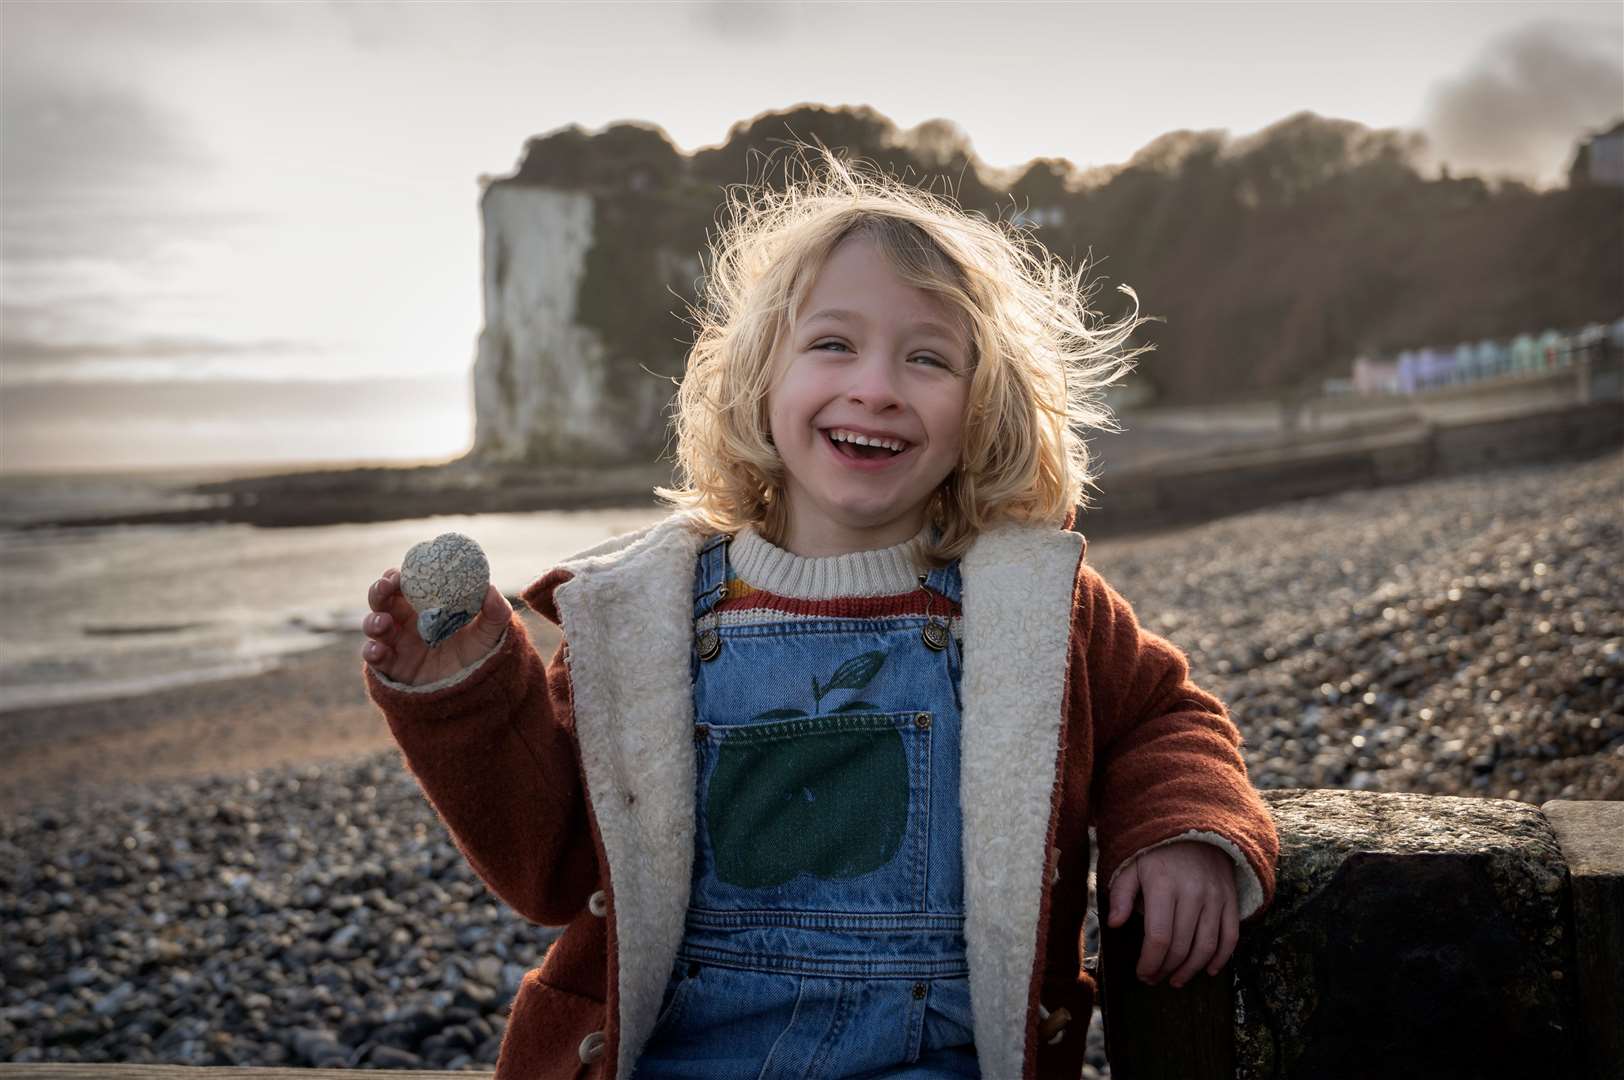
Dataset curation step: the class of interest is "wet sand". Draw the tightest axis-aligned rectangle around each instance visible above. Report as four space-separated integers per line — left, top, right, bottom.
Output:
0 610 562 816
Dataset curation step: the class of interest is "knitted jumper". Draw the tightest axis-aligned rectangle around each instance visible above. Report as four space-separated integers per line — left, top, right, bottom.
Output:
713 525 963 637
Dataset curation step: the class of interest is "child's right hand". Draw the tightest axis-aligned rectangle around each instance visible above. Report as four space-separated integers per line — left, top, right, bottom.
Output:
361 568 512 686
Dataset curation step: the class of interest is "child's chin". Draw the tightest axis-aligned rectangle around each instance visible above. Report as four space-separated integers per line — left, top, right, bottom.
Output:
831 501 926 534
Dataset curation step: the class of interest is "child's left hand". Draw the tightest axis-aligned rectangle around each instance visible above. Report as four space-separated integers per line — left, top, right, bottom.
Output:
1106 840 1238 987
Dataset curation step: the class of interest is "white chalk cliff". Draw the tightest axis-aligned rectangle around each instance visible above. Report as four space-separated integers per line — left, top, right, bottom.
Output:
471 184 627 464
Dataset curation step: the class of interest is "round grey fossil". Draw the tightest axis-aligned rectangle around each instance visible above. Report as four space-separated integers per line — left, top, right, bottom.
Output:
399 532 491 647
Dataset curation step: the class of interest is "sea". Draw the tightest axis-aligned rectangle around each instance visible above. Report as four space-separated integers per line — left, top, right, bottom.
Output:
0 469 666 713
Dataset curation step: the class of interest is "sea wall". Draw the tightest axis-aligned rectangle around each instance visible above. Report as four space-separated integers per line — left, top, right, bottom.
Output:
1082 399 1624 539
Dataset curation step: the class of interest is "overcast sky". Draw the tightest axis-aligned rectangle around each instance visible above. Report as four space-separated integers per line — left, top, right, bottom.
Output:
1 1 1620 397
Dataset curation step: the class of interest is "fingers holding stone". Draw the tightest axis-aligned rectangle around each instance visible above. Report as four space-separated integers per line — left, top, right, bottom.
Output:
368 570 400 613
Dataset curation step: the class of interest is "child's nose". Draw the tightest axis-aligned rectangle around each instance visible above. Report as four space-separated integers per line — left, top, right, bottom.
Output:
846 356 903 409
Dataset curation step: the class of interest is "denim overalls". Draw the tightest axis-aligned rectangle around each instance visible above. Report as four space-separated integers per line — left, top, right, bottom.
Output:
632 536 981 1080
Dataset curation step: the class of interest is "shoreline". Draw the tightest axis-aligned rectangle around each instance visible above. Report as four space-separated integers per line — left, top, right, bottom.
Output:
4 459 676 532
8 398 1618 537
6 452 1619 817
0 609 562 816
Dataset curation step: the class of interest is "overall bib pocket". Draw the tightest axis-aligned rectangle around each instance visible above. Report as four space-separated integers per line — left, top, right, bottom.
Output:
693 711 932 907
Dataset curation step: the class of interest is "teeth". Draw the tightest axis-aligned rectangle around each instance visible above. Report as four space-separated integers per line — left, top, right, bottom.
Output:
829 429 907 452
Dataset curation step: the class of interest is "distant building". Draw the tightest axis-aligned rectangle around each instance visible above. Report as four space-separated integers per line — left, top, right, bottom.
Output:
1416 346 1456 389
1395 350 1419 394
1473 339 1508 379
1353 355 1399 394
1509 334 1541 372
1453 342 1475 380
1537 329 1571 369
1568 120 1624 188
1346 318 1621 398
1011 206 1066 228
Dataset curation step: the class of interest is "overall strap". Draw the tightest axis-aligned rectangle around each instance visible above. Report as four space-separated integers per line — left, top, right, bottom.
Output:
921 558 963 605
692 533 731 621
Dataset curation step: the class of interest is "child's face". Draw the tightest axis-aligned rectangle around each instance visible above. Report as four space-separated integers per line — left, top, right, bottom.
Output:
767 235 970 555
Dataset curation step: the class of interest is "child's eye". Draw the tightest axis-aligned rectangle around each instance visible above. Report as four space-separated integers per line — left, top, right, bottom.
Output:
811 340 952 371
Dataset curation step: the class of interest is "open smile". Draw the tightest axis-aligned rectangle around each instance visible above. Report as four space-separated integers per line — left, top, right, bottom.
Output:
821 427 915 469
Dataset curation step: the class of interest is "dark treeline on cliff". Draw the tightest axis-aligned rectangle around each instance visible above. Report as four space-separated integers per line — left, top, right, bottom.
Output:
499 105 1622 405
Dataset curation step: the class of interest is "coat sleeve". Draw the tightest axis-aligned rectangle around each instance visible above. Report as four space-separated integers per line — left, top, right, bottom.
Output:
1076 564 1278 919
362 611 599 927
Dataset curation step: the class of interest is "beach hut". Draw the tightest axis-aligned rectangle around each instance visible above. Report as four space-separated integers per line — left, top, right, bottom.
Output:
1537 329 1570 369
1473 339 1507 380
1453 343 1477 384
1509 334 1540 373
1416 346 1455 389
1572 324 1606 365
1395 350 1420 394
1353 355 1398 394
1352 355 1399 394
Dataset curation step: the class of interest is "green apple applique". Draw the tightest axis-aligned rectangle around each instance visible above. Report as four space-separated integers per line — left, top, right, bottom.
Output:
707 650 916 888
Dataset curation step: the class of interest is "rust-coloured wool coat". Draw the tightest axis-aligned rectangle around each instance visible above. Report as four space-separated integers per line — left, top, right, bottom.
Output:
363 513 1279 1080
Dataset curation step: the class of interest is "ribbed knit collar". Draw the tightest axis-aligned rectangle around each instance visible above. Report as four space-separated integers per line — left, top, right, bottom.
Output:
729 525 930 600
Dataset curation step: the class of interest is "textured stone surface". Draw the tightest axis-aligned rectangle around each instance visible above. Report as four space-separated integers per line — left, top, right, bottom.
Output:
1088 451 1624 806
1234 789 1577 1079
400 533 490 647
1542 799 1624 1080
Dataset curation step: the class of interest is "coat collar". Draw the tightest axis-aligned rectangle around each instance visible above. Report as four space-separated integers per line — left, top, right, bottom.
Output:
534 512 1083 1079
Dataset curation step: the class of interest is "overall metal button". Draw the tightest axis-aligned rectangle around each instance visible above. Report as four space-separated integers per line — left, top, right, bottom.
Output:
696 628 721 661
922 619 949 651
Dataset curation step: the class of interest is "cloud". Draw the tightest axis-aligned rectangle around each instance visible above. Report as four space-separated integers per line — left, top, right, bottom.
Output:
1420 20 1624 184
0 333 329 384
1 335 314 364
689 1 798 41
0 70 212 203
320 0 421 49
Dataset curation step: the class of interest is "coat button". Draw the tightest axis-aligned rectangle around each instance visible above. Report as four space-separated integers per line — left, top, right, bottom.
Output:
588 890 607 917
578 1030 606 1063
1037 1004 1071 1045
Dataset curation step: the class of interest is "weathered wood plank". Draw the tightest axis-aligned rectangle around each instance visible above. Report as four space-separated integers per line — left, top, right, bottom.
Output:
1100 911 1235 1080
1543 799 1624 1080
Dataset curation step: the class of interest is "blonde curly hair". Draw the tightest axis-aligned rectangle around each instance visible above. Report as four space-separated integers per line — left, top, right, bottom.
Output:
658 145 1146 563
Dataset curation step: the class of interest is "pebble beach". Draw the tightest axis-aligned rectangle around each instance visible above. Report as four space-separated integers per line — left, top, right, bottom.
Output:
3 450 1620 1073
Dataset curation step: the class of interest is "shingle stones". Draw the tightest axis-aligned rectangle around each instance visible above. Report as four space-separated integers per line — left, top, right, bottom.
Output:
399 532 490 647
